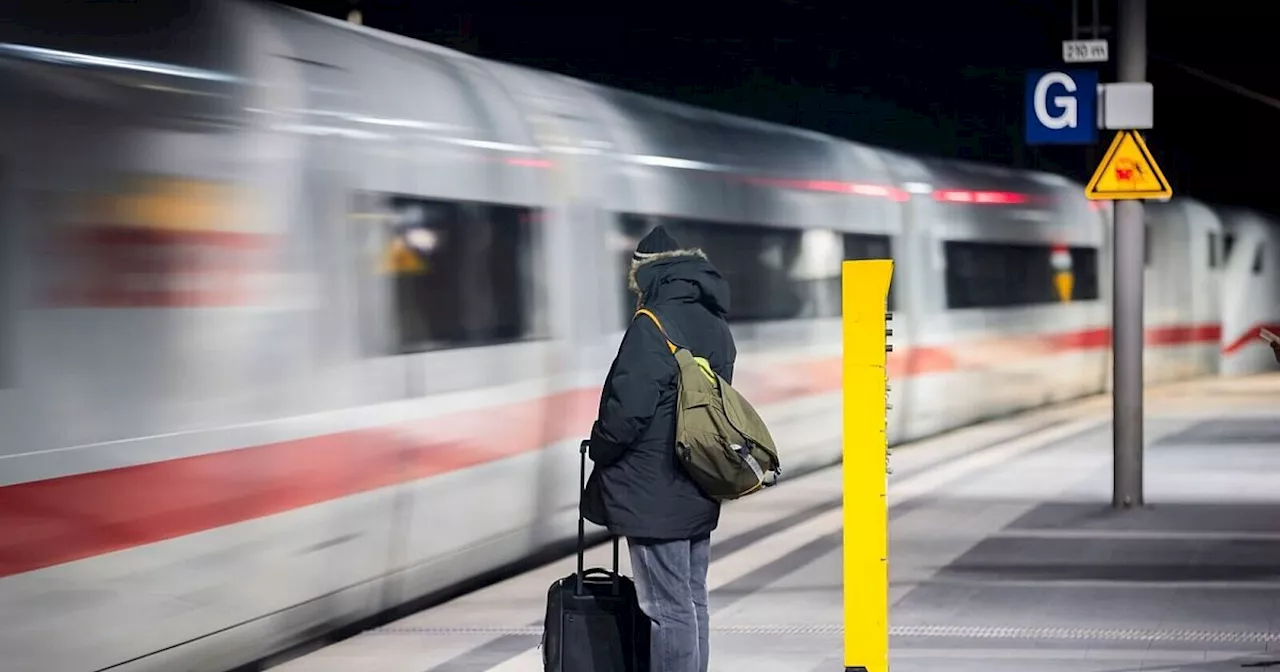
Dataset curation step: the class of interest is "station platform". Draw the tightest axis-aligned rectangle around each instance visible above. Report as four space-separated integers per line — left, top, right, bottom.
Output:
270 374 1280 672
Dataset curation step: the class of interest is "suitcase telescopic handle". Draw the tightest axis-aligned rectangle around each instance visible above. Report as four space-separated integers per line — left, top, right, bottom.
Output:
577 439 621 596
576 440 588 590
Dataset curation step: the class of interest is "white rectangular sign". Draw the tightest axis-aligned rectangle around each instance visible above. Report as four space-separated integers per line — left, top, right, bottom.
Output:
1063 39 1109 63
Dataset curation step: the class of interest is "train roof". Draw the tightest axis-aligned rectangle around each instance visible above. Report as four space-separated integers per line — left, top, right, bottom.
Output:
269 0 1031 190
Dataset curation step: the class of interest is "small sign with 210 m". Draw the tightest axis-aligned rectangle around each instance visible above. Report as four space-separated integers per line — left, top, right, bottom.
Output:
1063 39 1108 63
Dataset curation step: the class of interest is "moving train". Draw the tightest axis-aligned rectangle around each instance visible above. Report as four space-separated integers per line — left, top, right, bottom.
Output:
0 2 1277 670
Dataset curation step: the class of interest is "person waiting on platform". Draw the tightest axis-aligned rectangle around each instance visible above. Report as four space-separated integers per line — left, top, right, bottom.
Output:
582 224 736 672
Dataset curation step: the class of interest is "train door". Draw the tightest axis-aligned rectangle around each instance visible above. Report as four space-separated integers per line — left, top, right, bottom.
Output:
1189 203 1224 375
1143 202 1219 383
1219 212 1280 375
0 160 17 446
872 151 936 442
286 56 362 396
0 165 10 393
233 52 398 649
482 66 617 551
524 104 612 341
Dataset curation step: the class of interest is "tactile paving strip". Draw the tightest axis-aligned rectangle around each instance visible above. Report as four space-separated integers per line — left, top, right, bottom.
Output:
369 624 1280 643
891 625 1280 643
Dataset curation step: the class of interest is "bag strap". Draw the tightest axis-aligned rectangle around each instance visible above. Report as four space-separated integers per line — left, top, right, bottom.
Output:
634 308 677 354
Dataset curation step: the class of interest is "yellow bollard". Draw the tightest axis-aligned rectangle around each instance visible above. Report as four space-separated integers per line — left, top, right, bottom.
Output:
841 259 893 672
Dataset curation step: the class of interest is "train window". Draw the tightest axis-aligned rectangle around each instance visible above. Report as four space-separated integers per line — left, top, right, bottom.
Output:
1070 247 1101 300
1252 244 1264 275
1208 232 1219 268
943 241 1101 309
1224 233 1236 261
363 194 544 354
616 214 893 324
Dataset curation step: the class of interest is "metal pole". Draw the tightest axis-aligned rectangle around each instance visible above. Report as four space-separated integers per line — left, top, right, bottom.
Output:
1112 0 1146 508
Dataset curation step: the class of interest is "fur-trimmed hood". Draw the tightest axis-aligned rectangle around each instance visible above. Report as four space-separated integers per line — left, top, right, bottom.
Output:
627 247 706 294
628 247 730 316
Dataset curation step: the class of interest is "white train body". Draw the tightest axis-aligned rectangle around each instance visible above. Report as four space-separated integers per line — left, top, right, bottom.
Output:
0 3 1276 671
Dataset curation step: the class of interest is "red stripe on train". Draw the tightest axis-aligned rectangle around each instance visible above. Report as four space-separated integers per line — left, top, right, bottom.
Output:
1222 323 1280 355
0 322 1224 578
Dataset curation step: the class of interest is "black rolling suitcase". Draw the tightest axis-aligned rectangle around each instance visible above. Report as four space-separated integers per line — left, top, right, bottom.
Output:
541 440 650 672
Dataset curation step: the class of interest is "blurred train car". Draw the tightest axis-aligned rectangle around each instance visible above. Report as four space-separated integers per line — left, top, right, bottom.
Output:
1217 208 1280 375
0 2 1276 671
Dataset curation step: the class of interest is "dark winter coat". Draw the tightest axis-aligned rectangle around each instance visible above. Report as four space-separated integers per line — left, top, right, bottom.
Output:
582 249 737 540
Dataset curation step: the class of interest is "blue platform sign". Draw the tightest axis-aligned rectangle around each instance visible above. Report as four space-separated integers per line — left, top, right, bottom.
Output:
1025 70 1098 145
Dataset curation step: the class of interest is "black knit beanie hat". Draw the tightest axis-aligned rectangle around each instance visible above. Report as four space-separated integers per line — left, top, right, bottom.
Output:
632 225 681 262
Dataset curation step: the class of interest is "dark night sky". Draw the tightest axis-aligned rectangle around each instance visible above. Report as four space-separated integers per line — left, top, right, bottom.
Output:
285 0 1277 214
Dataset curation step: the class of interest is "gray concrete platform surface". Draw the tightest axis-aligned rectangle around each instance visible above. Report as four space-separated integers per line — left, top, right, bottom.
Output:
271 374 1280 672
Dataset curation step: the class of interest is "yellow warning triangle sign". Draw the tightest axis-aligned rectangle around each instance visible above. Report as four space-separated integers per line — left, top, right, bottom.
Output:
1085 129 1172 201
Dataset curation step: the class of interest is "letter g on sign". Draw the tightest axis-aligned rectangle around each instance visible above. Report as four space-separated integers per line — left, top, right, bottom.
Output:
1025 69 1095 145
1034 72 1078 130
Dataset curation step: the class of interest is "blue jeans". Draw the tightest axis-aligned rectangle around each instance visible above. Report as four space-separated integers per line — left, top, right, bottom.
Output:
628 534 711 672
